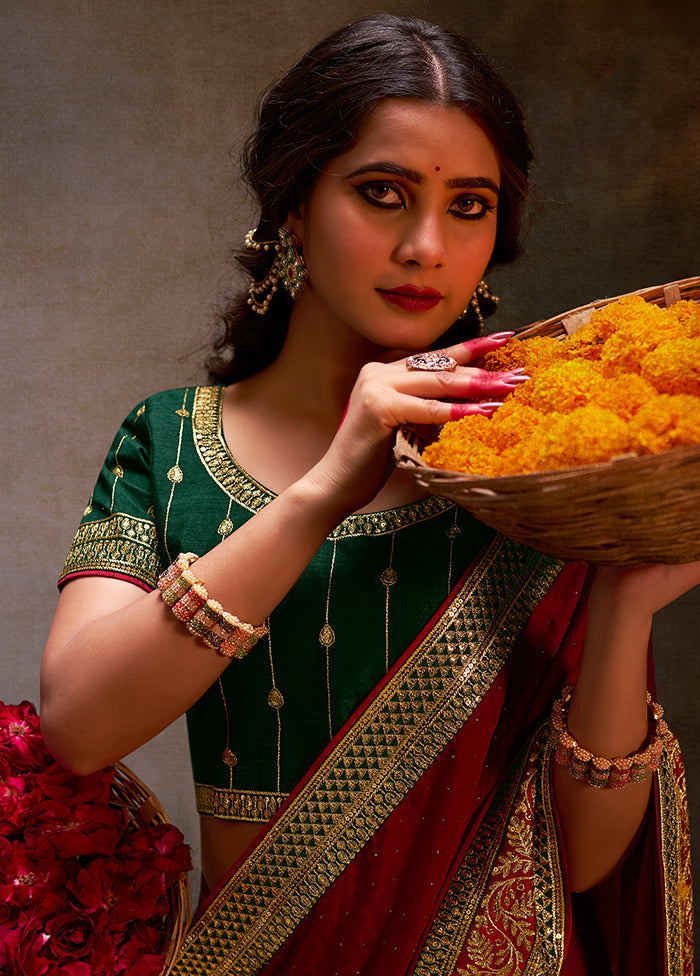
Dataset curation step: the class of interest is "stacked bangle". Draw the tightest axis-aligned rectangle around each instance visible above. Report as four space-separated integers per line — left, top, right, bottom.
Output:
157 553 267 659
549 685 670 789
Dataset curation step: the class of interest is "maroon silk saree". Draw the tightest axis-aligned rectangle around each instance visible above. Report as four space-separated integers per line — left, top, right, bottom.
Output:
171 535 693 976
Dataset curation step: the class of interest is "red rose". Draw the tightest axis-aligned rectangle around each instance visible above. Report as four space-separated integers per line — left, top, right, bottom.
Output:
118 822 192 884
45 910 96 960
115 920 167 975
36 762 114 806
0 702 52 772
0 912 51 975
23 799 127 863
0 772 40 838
67 856 167 930
0 840 73 918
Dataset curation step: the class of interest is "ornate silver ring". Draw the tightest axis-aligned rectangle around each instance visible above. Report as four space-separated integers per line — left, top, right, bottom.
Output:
406 352 458 372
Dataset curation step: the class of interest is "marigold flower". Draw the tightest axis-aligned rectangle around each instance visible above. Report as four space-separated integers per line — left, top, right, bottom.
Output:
640 337 700 396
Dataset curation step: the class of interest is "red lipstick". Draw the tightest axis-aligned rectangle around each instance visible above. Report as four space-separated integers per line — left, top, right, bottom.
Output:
378 284 443 312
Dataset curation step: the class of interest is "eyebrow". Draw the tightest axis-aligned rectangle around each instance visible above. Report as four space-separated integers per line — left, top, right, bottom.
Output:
345 162 500 195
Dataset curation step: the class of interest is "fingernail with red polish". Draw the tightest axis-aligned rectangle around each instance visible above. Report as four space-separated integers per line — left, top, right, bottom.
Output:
489 331 515 340
450 401 502 420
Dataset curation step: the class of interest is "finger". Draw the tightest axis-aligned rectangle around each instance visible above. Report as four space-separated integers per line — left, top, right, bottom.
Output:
388 390 503 428
440 331 516 366
395 365 529 400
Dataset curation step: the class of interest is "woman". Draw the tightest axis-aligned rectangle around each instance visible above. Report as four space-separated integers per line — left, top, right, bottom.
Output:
40 15 697 975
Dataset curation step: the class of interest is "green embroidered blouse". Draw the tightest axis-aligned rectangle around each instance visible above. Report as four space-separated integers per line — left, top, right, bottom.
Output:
59 387 491 822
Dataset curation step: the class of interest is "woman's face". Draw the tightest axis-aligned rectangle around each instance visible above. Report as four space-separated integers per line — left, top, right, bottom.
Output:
286 98 501 358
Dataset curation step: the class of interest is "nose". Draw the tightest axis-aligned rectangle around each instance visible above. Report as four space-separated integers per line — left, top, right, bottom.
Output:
394 211 446 268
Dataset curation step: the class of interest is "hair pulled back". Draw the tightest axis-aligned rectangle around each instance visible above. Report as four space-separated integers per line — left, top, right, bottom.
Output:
208 14 532 384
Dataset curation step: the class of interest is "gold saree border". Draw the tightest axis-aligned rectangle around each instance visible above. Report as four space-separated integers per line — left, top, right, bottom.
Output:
171 536 562 976
658 736 694 975
191 385 454 537
414 728 565 976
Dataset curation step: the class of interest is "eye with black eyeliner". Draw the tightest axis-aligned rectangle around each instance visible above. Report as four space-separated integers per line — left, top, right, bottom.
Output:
355 181 405 209
450 195 496 220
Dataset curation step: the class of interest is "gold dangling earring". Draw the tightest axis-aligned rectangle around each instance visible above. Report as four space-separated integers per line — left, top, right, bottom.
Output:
458 279 499 331
244 226 308 315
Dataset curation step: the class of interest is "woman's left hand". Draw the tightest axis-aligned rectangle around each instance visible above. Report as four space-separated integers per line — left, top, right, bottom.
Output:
592 560 700 620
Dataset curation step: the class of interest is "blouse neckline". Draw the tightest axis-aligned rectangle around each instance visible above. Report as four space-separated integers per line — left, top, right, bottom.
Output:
190 385 453 539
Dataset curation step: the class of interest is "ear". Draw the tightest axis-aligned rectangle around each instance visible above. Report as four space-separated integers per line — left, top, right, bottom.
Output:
283 206 305 250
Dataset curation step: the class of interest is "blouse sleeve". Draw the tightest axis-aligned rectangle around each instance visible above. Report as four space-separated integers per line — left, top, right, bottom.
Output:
58 400 161 592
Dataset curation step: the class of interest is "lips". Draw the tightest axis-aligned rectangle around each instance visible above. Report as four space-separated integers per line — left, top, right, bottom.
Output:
378 284 443 312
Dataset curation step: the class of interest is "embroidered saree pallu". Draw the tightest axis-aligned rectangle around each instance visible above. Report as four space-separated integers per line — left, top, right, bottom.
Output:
171 535 692 976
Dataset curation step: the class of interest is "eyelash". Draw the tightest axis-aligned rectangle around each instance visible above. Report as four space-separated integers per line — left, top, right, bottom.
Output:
355 181 495 221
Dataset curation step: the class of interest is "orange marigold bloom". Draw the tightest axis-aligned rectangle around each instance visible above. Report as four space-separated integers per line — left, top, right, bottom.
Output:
630 395 700 454
488 402 544 452
640 337 700 395
668 300 700 337
514 359 606 413
595 373 656 421
480 341 527 372
502 406 633 474
423 415 505 476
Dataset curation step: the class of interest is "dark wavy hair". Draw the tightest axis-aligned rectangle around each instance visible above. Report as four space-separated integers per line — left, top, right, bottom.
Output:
208 14 532 384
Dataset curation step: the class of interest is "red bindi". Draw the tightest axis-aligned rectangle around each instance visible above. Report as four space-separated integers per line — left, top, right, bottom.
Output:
435 166 441 172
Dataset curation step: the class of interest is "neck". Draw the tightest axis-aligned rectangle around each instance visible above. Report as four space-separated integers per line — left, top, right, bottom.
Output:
252 300 404 423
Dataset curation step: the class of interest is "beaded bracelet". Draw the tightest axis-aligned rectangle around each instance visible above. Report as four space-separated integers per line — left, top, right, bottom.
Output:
157 553 267 660
549 685 670 789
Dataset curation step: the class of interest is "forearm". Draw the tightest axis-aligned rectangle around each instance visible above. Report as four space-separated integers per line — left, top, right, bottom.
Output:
552 571 654 891
40 470 350 773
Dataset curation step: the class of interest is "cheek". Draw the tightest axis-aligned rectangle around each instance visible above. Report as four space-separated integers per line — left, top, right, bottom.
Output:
306 211 383 283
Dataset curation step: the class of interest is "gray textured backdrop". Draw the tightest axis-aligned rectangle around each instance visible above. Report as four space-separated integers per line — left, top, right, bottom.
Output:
2 0 698 903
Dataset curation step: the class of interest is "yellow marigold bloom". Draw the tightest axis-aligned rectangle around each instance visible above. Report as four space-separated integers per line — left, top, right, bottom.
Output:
640 337 700 395
503 407 633 474
514 359 606 413
630 395 700 453
481 334 566 375
488 402 544 452
596 373 656 421
480 342 527 372
668 300 700 337
423 415 505 476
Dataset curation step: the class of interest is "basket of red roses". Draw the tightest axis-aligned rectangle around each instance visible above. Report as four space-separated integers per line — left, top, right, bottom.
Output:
0 700 192 976
395 278 700 565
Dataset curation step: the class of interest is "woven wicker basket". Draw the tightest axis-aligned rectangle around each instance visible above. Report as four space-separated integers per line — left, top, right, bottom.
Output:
395 277 700 566
111 762 191 974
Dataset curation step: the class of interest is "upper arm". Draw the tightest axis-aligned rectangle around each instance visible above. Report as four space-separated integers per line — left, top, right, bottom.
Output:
40 576 155 696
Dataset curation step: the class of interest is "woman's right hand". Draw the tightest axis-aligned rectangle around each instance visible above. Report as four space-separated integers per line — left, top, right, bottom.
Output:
307 333 526 516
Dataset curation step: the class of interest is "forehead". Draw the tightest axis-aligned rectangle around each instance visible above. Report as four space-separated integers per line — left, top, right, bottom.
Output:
332 98 500 178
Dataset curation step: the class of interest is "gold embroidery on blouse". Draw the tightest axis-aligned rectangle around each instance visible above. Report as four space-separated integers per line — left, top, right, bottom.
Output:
191 385 454 536
658 736 694 975
266 617 283 795
172 536 562 976
380 531 397 673
195 785 288 823
59 514 160 587
320 537 338 740
446 504 461 595
110 434 127 511
163 388 191 563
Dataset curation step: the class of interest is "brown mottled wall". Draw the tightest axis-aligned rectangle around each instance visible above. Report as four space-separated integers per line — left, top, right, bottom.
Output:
2 0 698 899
